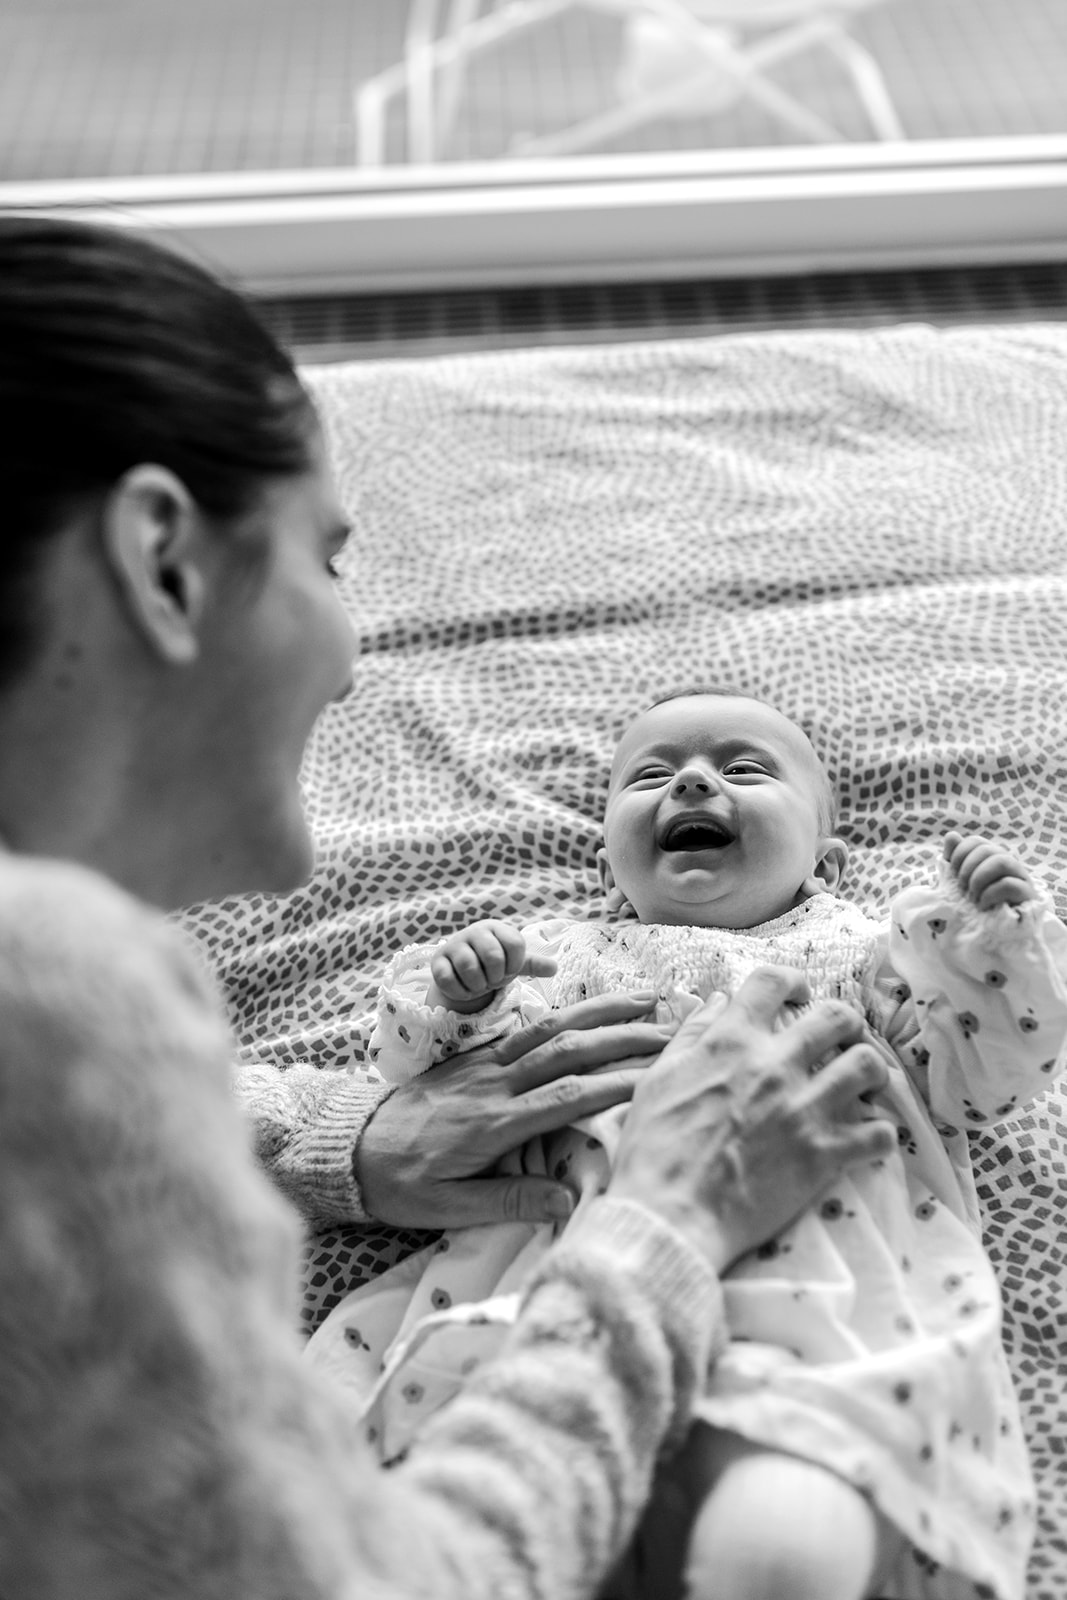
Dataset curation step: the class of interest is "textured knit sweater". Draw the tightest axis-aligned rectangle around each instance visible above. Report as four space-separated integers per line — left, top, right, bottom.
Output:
234 1047 390 1227
0 854 722 1600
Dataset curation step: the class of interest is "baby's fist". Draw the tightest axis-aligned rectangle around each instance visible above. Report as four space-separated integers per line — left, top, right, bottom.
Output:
429 920 557 1013
943 831 1036 911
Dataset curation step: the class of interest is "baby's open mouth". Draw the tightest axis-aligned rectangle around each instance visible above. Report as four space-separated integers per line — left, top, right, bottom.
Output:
660 818 734 852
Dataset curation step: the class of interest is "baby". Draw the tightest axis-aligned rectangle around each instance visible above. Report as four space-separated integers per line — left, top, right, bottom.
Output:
307 689 1067 1600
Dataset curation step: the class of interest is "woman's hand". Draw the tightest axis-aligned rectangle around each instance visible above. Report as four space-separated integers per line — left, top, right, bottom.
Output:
356 991 674 1228
609 967 896 1276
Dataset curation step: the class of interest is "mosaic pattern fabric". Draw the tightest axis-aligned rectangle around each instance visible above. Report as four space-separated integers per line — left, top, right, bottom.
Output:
181 323 1067 1598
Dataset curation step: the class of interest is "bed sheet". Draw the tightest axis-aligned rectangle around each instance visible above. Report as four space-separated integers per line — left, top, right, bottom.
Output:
181 323 1067 1597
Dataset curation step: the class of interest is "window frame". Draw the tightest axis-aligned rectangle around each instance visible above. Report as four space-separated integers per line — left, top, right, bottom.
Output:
4 135 1065 296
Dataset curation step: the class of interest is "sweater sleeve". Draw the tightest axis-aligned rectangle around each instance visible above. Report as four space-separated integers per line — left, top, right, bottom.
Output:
385 1197 725 1599
0 857 723 1600
233 1053 397 1229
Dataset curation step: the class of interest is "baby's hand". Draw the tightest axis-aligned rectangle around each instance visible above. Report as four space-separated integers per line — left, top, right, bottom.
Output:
943 831 1036 911
429 920 558 1014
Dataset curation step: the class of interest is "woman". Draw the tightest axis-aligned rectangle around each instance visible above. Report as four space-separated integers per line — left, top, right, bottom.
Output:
0 215 893 1599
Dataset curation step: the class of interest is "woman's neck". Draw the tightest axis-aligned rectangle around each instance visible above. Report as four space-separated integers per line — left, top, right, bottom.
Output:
0 669 175 907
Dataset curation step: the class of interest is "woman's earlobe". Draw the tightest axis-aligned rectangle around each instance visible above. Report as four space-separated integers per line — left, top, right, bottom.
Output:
101 464 204 665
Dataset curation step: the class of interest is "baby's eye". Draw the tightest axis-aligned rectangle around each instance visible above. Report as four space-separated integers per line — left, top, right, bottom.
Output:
723 759 768 777
629 767 671 785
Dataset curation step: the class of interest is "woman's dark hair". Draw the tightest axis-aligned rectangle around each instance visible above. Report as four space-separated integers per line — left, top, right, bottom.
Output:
0 213 316 685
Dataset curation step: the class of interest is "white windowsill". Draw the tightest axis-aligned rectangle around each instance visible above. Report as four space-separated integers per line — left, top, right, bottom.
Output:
3 137 1065 296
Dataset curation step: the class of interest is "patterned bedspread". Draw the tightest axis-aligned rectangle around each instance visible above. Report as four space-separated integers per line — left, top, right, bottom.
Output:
181 323 1067 1597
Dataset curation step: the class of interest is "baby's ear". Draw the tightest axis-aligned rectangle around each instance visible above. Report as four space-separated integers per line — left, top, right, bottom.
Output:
802 837 850 898
596 847 632 916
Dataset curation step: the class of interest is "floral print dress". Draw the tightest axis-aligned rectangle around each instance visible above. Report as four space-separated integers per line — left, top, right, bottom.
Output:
306 870 1067 1600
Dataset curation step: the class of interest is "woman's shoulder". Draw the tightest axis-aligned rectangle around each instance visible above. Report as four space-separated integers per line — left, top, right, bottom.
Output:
0 853 226 1051
0 852 246 1243
0 851 165 936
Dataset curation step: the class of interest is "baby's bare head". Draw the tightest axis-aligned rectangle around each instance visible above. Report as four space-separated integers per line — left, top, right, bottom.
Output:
600 687 845 929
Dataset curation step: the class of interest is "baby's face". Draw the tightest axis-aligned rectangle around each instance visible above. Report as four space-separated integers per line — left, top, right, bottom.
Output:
600 695 839 929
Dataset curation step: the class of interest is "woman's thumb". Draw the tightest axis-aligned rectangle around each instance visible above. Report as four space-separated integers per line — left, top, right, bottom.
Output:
451 1175 574 1227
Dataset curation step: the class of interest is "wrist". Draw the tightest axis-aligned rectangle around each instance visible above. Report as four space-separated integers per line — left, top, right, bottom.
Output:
564 1195 727 1347
606 1174 734 1278
350 1081 403 1223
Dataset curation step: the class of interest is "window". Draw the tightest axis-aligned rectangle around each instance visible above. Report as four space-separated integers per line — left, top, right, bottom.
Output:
3 0 1065 294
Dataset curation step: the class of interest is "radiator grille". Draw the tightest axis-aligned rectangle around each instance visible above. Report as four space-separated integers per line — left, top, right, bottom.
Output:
256 262 1067 362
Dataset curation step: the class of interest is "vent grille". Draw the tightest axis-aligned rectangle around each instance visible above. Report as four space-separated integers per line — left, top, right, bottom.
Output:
256 262 1067 362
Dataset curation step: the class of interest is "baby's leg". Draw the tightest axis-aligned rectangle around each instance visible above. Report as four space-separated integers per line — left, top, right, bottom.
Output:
680 1428 896 1600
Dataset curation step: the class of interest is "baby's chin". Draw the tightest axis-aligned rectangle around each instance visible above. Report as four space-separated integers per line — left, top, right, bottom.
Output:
629 892 746 929
629 881 803 929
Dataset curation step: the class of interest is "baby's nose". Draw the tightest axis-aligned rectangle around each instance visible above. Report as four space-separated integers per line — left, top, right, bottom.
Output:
672 767 718 796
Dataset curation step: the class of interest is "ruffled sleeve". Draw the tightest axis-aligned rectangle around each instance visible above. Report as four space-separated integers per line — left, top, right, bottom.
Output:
885 865 1067 1126
368 920 573 1085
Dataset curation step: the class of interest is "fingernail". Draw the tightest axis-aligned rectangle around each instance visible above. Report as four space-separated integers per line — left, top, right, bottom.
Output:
629 989 658 1003
547 1189 575 1220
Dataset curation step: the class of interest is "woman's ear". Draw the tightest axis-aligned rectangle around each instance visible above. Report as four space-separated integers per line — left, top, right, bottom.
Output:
801 837 850 898
100 464 206 665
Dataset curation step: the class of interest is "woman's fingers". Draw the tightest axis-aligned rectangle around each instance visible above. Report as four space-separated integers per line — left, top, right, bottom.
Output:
508 1065 649 1141
785 996 867 1070
699 967 866 1074
727 965 813 1026
435 1174 578 1229
813 1046 897 1168
357 991 672 1229
494 990 660 1063
505 1022 674 1095
357 1053 649 1230
834 1114 898 1167
495 985 662 1062
607 977 898 1276
810 1040 887 1106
